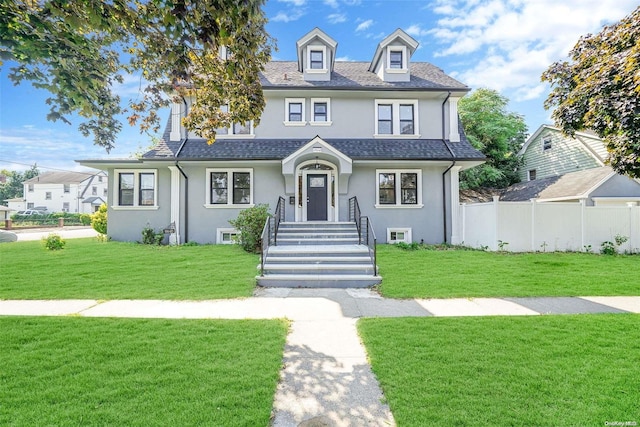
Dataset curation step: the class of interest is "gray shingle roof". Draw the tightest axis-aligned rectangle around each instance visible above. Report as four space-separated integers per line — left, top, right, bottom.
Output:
143 136 484 162
260 61 469 90
23 171 94 184
501 167 615 201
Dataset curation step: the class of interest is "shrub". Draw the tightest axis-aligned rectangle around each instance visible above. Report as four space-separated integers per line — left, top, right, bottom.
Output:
43 233 65 250
229 204 271 253
141 225 164 245
79 213 92 225
600 241 616 255
91 204 107 235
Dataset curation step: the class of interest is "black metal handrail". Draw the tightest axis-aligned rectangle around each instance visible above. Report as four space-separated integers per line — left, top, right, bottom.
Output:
260 196 286 276
349 196 377 276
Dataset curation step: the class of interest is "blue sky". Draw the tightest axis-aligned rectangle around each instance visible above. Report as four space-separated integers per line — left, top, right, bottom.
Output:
0 0 637 173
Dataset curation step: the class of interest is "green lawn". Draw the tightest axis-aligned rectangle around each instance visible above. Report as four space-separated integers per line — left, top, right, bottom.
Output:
0 316 287 426
377 244 640 298
0 238 259 299
359 314 640 427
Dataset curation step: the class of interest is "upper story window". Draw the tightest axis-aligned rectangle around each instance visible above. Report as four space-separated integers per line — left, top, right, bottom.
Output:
114 170 158 209
389 50 403 69
63 184 70 193
284 98 306 126
543 137 552 151
375 100 419 137
45 192 52 200
310 50 324 69
386 46 407 71
376 169 422 207
206 168 253 207
98 176 103 183
311 98 331 125
28 184 34 192
306 45 327 71
92 186 97 195
216 105 254 137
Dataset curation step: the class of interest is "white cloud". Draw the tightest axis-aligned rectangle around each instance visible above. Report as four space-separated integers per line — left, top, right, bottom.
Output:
324 0 339 8
277 0 306 5
327 13 347 24
272 9 306 22
405 24 430 38
336 56 353 61
355 19 373 32
430 0 638 104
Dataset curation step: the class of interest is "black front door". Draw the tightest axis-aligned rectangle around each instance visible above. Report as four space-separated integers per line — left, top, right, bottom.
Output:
307 174 328 221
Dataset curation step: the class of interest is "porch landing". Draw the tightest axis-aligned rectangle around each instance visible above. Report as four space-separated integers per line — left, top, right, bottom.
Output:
257 222 381 288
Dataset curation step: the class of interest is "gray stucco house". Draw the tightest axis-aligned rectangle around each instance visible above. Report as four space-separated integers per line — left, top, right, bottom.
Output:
79 28 484 248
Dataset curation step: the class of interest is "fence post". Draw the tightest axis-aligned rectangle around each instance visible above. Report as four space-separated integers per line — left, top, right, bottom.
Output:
461 203 466 245
530 199 536 251
5 219 11 230
492 196 499 251
58 218 64 228
580 200 586 251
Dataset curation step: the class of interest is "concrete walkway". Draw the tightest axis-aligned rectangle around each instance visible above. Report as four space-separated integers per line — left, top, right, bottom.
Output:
0 290 638 427
12 226 98 241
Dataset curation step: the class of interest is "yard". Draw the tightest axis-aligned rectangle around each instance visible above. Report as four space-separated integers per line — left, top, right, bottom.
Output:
0 316 288 426
359 314 640 426
377 244 640 298
1 239 639 300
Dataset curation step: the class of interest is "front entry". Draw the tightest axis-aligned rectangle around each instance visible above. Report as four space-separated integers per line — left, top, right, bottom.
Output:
307 174 328 221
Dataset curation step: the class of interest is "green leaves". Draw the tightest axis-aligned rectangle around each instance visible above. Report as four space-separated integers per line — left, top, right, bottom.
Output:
543 6 640 178
459 88 527 189
0 0 273 151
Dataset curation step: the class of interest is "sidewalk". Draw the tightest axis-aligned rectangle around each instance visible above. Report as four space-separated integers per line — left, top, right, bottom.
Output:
12 226 98 241
0 290 638 427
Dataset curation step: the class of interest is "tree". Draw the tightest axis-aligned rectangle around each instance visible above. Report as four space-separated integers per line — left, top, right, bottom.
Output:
0 165 40 204
542 6 640 178
0 0 273 151
458 88 528 189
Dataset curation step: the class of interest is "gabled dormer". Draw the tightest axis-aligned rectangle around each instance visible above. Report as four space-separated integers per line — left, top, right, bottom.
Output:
296 28 337 82
368 29 419 83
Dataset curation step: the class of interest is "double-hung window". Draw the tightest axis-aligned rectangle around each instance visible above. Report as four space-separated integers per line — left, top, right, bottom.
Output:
310 98 331 125
216 104 254 137
389 51 403 69
63 184 70 193
375 100 419 136
284 98 306 125
206 169 253 207
115 170 157 208
289 102 303 122
376 170 422 207
310 50 324 69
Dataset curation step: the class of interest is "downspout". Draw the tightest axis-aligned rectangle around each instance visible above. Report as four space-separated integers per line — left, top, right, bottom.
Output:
441 91 456 243
174 97 189 242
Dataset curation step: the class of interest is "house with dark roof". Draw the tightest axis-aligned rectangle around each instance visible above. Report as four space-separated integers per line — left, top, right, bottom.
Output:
79 28 484 285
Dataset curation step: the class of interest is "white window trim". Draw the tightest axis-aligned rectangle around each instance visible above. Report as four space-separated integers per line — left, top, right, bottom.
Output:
528 169 537 181
284 98 307 126
310 98 332 126
306 45 327 72
387 228 412 244
112 169 159 210
542 137 552 151
386 46 408 72
205 168 254 208
375 169 423 208
214 105 255 138
374 99 420 137
217 227 239 244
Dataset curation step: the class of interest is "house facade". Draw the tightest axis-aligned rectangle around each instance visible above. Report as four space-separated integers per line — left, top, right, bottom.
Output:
16 171 108 214
79 28 484 245
519 125 607 182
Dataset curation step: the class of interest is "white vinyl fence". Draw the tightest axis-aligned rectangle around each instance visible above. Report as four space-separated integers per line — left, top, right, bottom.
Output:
458 198 640 253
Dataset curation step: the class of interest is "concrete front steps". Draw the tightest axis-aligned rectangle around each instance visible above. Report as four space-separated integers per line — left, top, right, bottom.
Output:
257 222 381 288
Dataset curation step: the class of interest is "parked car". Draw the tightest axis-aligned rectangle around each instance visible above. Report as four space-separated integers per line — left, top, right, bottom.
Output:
15 210 47 216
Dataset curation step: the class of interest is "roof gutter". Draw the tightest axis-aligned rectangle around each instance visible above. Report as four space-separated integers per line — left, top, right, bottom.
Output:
441 91 456 244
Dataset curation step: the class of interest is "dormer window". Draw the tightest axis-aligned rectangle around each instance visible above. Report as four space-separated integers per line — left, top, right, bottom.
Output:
310 50 324 69
386 46 407 71
389 50 403 69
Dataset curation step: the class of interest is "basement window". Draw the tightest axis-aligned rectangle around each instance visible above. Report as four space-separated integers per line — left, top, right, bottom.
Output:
387 228 412 244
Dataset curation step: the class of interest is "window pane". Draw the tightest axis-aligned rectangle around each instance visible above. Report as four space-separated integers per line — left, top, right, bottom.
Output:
289 103 302 121
310 50 323 69
139 173 155 206
390 51 403 68
119 173 134 206
378 104 392 134
401 173 418 204
314 102 327 121
233 172 251 204
233 122 250 134
211 172 228 204
379 173 396 204
400 104 414 135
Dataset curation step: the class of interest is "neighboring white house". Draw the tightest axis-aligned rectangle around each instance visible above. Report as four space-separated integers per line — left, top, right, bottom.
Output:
519 125 607 182
5 197 25 212
20 171 108 213
0 205 12 220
